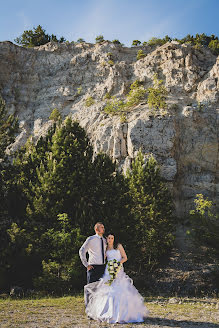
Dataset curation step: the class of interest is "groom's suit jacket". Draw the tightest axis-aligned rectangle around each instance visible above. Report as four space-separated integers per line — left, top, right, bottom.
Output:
79 234 107 268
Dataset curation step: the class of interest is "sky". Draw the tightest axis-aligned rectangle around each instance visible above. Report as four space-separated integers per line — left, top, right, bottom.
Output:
0 0 218 47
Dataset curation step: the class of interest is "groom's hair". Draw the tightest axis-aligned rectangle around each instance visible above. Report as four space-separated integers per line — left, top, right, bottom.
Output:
94 222 104 231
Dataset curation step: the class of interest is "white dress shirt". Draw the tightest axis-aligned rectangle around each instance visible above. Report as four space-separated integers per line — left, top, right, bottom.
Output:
79 234 107 268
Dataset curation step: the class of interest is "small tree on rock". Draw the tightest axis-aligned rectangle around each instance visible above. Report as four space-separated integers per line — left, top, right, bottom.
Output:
132 40 141 46
14 25 66 47
95 35 104 43
147 73 168 111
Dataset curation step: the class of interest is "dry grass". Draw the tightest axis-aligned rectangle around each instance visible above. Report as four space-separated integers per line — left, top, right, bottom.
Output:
0 295 218 327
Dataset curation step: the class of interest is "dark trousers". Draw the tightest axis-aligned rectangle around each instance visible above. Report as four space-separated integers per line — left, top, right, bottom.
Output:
85 264 105 309
87 264 105 284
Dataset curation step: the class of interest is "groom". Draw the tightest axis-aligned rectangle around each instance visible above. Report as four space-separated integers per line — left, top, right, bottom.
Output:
79 222 107 284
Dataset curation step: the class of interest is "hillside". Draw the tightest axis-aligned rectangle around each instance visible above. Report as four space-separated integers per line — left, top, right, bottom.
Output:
0 40 218 217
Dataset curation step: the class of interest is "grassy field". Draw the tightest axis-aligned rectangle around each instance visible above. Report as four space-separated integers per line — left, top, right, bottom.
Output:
0 294 218 327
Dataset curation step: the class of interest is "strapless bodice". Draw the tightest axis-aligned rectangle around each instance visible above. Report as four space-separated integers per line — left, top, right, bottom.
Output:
106 249 122 261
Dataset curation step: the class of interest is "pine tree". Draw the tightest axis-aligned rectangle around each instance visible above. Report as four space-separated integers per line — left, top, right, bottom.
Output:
15 118 93 233
33 213 85 293
87 153 131 241
10 117 131 291
15 117 130 237
126 150 175 271
0 95 19 290
7 118 93 290
95 35 104 43
14 25 66 47
188 194 219 260
132 40 141 46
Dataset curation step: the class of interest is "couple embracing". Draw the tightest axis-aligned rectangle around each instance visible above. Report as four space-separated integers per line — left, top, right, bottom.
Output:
79 222 149 324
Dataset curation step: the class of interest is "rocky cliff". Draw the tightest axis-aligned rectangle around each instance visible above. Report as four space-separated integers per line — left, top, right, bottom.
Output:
0 40 218 217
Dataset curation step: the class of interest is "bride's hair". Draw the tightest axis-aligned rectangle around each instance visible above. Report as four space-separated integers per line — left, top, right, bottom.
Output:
107 232 119 249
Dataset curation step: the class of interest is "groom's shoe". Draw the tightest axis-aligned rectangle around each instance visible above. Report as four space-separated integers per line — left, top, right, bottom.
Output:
87 316 94 320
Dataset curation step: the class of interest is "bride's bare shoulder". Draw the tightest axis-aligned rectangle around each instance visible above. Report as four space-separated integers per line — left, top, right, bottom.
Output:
117 243 124 250
117 243 127 260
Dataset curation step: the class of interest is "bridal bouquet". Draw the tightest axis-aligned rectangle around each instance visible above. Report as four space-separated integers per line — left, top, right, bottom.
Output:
105 259 121 286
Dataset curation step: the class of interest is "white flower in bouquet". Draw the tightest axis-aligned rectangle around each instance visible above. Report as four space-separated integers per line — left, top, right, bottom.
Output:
105 259 121 286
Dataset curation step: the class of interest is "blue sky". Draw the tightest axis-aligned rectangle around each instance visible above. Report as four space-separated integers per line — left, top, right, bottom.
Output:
1 0 218 47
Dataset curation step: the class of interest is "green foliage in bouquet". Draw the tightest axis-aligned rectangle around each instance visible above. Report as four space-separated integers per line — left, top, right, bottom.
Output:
105 259 121 285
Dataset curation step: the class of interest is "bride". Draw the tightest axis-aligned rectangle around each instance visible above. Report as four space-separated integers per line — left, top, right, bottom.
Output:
84 232 149 324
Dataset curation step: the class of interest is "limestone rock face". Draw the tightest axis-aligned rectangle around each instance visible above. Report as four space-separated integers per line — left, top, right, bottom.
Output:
0 40 218 217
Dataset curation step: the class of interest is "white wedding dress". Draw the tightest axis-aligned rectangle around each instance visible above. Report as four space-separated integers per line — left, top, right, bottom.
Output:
84 249 149 324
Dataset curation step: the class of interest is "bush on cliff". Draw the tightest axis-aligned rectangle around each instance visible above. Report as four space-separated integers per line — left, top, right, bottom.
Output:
14 25 66 47
132 40 141 46
147 73 168 111
208 39 219 55
104 80 147 119
95 35 104 43
136 50 146 60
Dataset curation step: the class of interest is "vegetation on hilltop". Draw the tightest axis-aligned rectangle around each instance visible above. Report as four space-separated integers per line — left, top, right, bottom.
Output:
14 25 66 47
13 27 219 55
103 75 168 121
